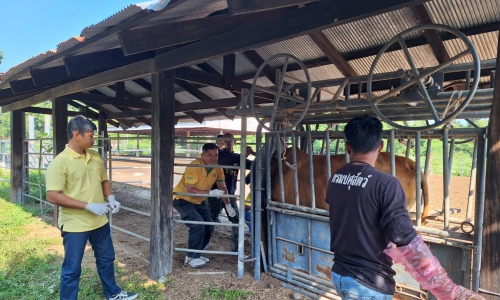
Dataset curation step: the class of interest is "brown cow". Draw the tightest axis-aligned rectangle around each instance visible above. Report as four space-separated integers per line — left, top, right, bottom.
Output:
271 148 429 220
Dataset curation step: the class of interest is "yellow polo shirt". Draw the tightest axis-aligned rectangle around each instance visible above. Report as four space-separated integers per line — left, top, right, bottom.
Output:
173 158 224 204
45 146 108 232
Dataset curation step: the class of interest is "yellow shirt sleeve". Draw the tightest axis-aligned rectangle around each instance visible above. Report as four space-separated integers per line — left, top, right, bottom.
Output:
184 166 199 185
216 167 224 182
45 158 67 191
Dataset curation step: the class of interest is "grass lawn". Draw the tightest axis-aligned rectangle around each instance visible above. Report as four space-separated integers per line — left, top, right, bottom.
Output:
0 197 166 300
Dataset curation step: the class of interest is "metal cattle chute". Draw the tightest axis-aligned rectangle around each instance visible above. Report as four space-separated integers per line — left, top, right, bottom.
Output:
227 24 491 300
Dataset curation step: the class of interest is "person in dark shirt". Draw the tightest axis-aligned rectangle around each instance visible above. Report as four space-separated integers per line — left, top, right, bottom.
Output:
206 133 254 223
327 115 482 300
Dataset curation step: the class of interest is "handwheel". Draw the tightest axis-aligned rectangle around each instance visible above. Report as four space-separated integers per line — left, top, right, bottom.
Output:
250 53 312 133
368 24 480 131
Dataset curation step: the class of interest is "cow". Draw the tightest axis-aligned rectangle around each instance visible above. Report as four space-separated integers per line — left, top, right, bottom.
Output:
270 148 430 221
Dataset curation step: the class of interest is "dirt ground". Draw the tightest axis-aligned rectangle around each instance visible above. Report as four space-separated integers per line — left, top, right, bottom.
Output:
105 158 475 300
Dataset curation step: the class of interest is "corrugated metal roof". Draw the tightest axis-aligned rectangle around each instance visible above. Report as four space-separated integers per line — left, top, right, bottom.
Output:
443 31 499 64
205 53 257 77
349 44 439 75
322 7 421 55
175 91 199 104
198 86 235 99
425 0 500 29
255 35 325 68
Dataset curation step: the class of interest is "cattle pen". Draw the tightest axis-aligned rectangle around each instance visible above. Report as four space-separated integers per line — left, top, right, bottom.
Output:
1 0 500 299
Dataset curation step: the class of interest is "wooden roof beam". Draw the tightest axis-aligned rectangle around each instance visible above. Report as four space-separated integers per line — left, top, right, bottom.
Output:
309 31 358 77
67 100 120 128
64 48 154 77
227 0 320 14
410 4 451 64
154 0 428 71
223 54 236 90
0 0 189 89
131 78 204 123
175 79 233 120
117 8 293 56
242 50 276 82
21 106 98 119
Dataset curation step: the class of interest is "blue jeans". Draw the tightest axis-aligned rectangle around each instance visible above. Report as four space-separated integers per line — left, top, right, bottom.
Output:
244 210 252 233
173 199 214 259
60 223 121 300
332 271 393 300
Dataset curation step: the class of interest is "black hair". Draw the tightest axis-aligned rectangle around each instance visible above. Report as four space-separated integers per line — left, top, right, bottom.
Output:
202 143 219 152
67 115 96 141
344 115 383 154
216 134 224 138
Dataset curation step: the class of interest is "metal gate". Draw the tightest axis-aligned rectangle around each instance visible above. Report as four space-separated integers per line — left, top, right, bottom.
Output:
251 128 486 300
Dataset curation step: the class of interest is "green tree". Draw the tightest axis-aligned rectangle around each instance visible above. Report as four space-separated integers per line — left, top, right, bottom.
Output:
0 51 4 64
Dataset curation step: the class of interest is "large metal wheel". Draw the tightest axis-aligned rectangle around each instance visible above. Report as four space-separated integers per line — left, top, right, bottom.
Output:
368 24 480 131
250 53 312 133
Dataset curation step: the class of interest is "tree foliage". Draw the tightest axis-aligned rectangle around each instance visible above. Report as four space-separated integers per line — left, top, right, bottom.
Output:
0 51 4 64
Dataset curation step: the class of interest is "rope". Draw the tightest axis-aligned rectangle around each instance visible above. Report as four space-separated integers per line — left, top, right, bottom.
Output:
440 90 465 119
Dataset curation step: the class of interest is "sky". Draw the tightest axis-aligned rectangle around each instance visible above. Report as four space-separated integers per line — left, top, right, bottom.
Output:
0 0 146 73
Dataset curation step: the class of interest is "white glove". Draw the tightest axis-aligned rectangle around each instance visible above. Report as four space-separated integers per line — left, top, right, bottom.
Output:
209 189 224 197
85 203 111 216
225 204 236 217
107 195 121 214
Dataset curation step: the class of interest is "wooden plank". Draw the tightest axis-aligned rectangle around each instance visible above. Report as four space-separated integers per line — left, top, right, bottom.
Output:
64 48 154 77
175 79 231 120
68 100 120 128
86 90 136 128
107 109 151 119
482 32 500 299
118 9 291 56
243 50 275 82
10 110 25 203
155 0 427 71
228 0 320 14
410 4 450 63
150 69 175 280
0 0 189 88
223 54 236 89
0 59 155 113
52 98 68 155
98 110 109 167
30 66 70 86
10 77 76 95
52 97 68 227
21 106 97 119
176 96 269 111
183 111 205 123
309 31 358 77
115 82 126 102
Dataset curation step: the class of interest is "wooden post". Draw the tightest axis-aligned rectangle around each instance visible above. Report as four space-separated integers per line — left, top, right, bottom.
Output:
150 69 176 279
52 97 68 227
186 130 191 158
136 133 140 157
10 110 25 203
481 32 500 299
98 110 108 170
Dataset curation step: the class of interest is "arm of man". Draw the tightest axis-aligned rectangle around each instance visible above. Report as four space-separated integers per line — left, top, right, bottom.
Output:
380 179 417 247
46 191 88 209
185 183 210 195
101 180 113 199
216 182 230 205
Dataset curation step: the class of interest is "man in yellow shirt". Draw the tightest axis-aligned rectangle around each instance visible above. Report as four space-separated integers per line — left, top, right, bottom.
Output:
173 143 235 268
46 116 137 300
